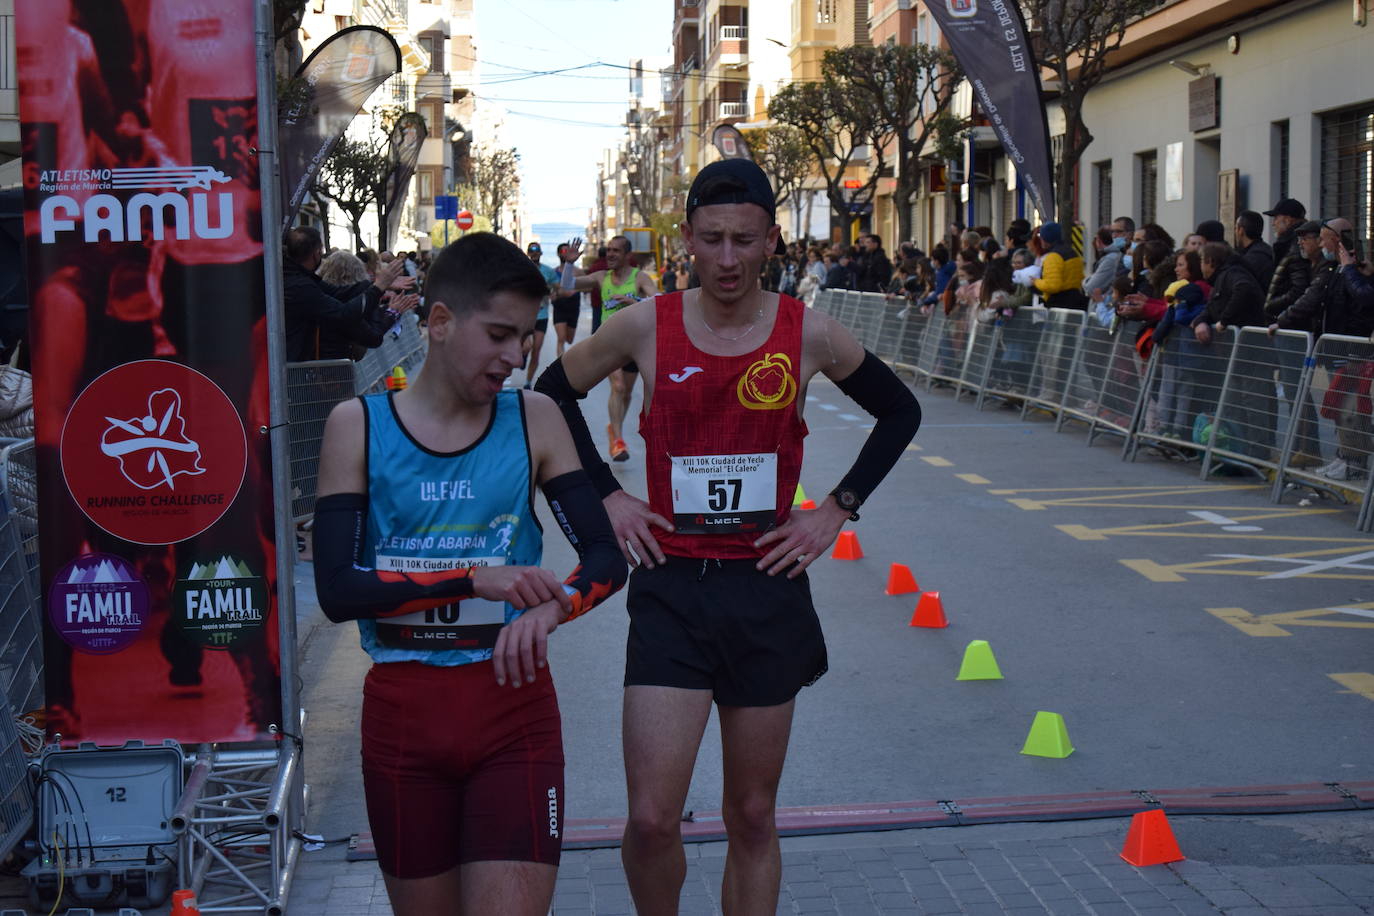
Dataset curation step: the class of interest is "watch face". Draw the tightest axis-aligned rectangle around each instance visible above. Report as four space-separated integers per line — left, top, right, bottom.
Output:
836 489 859 510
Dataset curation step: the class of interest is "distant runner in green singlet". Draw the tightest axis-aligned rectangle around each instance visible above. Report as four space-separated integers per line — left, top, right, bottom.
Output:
555 235 658 462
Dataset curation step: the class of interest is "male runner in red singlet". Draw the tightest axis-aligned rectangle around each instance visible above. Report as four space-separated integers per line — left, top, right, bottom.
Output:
314 233 627 914
537 159 921 915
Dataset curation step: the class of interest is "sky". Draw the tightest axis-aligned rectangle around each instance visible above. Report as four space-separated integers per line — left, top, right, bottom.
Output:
471 0 671 240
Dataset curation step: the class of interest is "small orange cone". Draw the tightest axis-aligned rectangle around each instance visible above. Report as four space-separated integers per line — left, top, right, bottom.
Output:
885 563 919 595
909 591 948 627
1119 810 1185 866
171 888 201 915
385 366 408 390
831 531 863 560
798 499 817 510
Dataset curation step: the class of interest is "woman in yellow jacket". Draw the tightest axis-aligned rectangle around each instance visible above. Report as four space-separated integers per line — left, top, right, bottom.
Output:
1033 222 1088 309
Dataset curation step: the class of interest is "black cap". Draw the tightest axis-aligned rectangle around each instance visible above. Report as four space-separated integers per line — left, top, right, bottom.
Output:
1263 198 1306 219
1195 219 1226 242
685 159 776 223
1295 220 1323 236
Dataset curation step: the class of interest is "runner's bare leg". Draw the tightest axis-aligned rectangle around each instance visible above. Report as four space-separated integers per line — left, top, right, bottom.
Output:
622 685 713 915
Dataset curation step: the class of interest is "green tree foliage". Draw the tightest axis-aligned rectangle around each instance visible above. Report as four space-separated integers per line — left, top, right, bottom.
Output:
770 63 895 238
742 125 816 238
455 147 521 236
823 43 963 244
313 134 389 249
1026 0 1160 222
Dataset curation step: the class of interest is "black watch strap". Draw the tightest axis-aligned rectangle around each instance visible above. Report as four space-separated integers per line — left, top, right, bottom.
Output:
830 487 862 522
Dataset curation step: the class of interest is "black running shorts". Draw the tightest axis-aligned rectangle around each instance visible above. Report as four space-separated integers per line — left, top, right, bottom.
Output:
361 660 564 878
552 295 579 327
624 556 828 706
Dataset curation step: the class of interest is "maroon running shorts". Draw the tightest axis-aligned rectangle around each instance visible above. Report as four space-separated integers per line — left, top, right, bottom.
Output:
360 660 565 878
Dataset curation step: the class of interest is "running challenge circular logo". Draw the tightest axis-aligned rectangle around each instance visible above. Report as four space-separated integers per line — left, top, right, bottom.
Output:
736 352 797 410
61 360 248 545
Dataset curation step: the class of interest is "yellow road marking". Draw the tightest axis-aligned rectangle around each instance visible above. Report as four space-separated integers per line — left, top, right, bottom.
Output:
1121 559 1186 582
1208 604 1374 637
956 473 990 485
1008 498 1046 511
921 457 953 467
1121 546 1374 582
1330 673 1374 702
1060 525 1106 541
1206 608 1291 637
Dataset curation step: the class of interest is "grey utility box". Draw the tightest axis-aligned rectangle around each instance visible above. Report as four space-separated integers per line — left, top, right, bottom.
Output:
23 740 183 910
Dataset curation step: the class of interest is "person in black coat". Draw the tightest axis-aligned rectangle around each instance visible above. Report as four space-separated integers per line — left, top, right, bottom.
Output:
1234 210 1274 289
282 226 409 362
1193 242 1266 342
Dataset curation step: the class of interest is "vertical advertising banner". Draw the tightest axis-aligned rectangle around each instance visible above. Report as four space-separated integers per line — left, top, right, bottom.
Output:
279 25 403 230
382 112 429 252
16 0 282 744
925 0 1056 221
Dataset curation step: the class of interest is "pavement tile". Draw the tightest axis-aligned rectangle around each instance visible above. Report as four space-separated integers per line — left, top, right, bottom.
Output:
865 876 910 894
793 897 838 913
916 843 965 861
784 880 830 899
848 846 895 861
1083 904 1136 916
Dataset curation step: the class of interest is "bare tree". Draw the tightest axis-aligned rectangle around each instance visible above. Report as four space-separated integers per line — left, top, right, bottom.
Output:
770 56 895 240
1027 0 1159 222
456 146 521 235
824 43 963 244
742 125 815 239
622 129 664 228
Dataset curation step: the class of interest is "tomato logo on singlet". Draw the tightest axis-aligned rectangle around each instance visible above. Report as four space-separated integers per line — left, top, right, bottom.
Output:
736 352 798 411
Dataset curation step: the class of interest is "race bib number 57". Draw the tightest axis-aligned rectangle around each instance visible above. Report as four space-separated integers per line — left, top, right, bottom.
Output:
670 453 777 534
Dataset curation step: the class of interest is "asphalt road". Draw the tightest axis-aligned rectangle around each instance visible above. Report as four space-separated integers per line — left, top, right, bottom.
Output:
294 314 1374 852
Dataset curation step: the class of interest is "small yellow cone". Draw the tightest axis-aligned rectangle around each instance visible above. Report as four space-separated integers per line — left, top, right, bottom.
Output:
386 366 408 390
1020 711 1074 758
955 640 1002 680
793 483 808 507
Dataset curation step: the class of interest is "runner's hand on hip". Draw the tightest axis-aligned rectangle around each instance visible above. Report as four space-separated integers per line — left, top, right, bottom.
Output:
492 599 564 688
753 501 848 579
604 490 672 569
471 565 572 613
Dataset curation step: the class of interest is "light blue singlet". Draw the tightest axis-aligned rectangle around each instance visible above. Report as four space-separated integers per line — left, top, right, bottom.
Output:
357 389 542 666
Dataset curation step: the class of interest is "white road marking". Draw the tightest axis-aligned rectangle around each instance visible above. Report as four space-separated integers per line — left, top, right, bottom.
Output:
1210 552 1374 576
839 413 862 422
1188 510 1262 533
818 403 839 411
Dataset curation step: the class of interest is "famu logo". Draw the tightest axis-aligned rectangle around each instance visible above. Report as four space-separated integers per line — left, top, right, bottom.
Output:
173 555 268 649
737 352 798 411
38 166 234 244
48 553 150 655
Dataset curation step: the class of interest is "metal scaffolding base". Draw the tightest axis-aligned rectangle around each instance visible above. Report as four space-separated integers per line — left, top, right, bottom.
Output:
174 737 305 915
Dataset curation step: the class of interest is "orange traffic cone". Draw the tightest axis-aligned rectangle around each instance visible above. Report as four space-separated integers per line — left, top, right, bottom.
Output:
885 563 919 595
171 888 201 915
1119 810 1185 866
831 531 863 560
909 591 948 628
798 499 817 510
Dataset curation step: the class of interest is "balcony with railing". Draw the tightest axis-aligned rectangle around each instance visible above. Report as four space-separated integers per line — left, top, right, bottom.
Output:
719 100 748 119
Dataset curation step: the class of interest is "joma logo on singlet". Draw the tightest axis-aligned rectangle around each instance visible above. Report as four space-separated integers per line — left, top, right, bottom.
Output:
547 787 559 838
39 192 234 244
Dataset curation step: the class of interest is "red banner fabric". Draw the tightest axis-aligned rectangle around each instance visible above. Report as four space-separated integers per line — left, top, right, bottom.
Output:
15 0 282 745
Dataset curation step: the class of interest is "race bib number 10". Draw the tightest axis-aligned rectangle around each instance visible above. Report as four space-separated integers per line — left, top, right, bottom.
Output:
670 453 777 534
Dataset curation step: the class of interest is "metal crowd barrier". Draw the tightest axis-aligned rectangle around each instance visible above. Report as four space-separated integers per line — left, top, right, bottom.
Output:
285 360 357 525
354 313 427 396
0 694 31 862
1020 308 1084 421
817 295 1374 531
0 438 40 718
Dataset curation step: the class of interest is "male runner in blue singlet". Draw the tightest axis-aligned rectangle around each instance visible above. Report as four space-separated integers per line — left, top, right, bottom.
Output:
313 232 627 915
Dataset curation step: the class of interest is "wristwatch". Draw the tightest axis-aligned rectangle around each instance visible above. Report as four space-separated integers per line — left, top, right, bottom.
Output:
830 487 862 521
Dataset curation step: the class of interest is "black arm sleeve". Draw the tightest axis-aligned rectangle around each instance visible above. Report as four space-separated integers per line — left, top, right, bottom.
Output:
533 360 622 498
833 351 922 502
312 493 475 623
543 470 628 619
